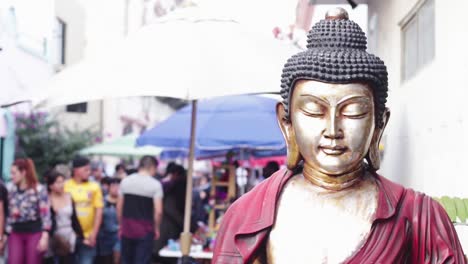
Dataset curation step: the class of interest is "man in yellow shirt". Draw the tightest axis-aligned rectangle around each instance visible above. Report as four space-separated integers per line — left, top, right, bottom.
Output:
65 156 103 264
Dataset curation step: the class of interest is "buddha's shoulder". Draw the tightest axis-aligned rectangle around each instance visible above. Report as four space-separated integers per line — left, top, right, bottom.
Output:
376 174 444 214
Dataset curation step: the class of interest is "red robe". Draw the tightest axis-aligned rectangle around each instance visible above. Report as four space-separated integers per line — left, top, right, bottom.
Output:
213 169 466 264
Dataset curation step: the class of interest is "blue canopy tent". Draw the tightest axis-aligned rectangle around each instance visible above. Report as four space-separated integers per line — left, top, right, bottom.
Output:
137 95 286 158
159 147 286 160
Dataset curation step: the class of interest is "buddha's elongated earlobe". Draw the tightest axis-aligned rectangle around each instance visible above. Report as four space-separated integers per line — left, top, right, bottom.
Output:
366 108 390 171
285 129 301 170
276 103 302 170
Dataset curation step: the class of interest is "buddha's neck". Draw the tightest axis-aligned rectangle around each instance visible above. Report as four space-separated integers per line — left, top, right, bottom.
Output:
303 164 365 191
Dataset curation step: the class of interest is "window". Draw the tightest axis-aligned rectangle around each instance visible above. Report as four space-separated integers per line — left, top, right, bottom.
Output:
53 18 66 65
66 103 87 113
401 0 435 81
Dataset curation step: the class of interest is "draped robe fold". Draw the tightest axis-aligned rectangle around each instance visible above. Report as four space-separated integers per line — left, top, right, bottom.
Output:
213 169 466 264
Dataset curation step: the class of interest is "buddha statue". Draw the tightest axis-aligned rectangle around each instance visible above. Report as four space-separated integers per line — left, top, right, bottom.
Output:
212 8 466 264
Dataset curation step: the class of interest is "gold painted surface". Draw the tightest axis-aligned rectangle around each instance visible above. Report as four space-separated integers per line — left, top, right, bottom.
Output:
277 80 380 184
267 172 378 264
290 80 375 177
303 163 364 191
271 79 390 263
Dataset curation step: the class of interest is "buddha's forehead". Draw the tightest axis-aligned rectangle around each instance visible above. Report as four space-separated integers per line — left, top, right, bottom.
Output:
291 80 374 105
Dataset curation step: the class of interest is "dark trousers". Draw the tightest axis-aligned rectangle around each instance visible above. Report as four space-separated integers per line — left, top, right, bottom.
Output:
121 233 154 264
94 255 113 264
44 255 74 264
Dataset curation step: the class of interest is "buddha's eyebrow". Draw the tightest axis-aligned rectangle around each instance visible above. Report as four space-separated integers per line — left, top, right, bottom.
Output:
300 94 329 105
337 95 371 105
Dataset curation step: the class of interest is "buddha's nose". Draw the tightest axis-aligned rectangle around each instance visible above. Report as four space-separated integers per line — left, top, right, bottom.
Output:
324 109 344 139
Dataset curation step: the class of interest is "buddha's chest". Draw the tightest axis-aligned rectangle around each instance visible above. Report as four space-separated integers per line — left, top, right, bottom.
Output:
267 175 378 264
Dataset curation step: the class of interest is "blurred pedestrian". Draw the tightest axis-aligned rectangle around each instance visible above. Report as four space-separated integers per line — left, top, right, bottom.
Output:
64 156 103 264
160 162 176 182
0 179 7 264
125 168 138 176
236 166 249 195
90 162 105 183
118 156 163 264
54 164 72 180
45 171 83 264
196 174 210 193
113 164 127 180
100 177 112 197
192 174 210 224
222 150 237 166
6 158 51 264
96 178 121 264
263 161 279 179
247 170 261 191
150 158 164 180
154 164 187 264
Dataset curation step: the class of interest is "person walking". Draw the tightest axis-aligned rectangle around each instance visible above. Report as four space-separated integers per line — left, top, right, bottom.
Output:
90 162 105 183
96 178 121 264
192 173 210 224
117 156 163 264
154 164 187 264
0 179 7 264
263 160 280 180
6 158 51 264
114 164 127 180
45 171 83 264
64 156 103 264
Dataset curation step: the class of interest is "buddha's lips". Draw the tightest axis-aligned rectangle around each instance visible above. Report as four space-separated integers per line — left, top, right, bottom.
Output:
319 145 347 155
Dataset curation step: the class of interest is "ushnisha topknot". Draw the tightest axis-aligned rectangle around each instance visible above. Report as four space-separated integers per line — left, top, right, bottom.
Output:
280 7 388 128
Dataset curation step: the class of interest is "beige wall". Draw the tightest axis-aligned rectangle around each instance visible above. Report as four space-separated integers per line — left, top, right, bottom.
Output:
51 101 102 132
52 0 176 138
55 0 86 65
368 0 468 197
102 97 175 140
53 0 101 132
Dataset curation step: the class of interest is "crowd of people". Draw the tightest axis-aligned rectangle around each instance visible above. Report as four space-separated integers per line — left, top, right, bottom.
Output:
0 155 193 264
0 154 279 264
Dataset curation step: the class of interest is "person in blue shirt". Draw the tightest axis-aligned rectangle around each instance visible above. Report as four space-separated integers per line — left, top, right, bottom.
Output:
96 178 120 264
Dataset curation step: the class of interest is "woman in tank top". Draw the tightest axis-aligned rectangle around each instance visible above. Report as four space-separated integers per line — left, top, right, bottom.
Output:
45 171 83 264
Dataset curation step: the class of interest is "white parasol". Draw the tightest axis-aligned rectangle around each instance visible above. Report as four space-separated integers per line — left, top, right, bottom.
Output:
38 15 299 258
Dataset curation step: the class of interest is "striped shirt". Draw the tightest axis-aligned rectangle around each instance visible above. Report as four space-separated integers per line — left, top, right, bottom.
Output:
119 173 163 239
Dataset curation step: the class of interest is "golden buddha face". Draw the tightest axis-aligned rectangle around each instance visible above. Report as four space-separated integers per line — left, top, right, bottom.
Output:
278 80 387 176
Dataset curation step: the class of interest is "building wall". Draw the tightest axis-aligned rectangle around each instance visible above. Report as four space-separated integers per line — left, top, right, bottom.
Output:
55 0 86 65
102 97 175 140
368 0 468 197
51 101 102 132
53 0 102 132
52 0 180 141
0 1 56 107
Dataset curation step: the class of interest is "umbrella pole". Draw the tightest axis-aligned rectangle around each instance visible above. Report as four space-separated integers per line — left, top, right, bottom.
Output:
180 100 197 260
